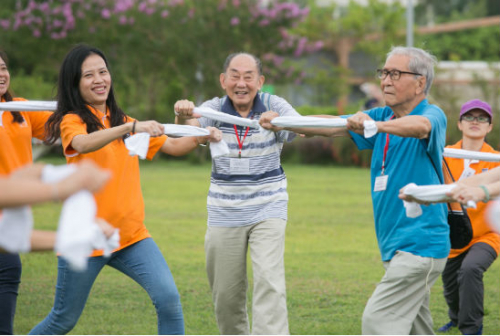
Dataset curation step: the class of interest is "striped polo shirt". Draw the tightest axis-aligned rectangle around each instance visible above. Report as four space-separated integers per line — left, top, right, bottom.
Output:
198 92 300 227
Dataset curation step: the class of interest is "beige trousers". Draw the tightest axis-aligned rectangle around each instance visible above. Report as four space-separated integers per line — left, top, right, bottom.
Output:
362 250 447 335
205 218 289 335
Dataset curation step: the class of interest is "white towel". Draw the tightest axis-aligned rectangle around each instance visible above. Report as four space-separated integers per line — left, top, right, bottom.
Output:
402 183 476 218
193 107 260 129
270 116 378 138
443 148 500 162
0 206 33 253
0 100 57 111
42 164 119 271
125 124 228 159
487 198 500 233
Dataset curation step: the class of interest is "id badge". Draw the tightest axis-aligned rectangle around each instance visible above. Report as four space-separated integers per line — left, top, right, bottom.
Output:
459 167 476 181
374 175 388 192
230 158 250 175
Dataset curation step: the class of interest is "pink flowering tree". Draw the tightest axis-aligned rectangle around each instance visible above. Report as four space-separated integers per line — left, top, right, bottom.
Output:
1 0 322 120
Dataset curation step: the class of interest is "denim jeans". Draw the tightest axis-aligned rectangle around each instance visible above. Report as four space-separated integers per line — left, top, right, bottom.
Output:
29 238 184 335
0 253 22 335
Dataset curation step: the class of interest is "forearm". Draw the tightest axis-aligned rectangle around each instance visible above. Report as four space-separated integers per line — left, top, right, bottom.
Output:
30 230 56 251
376 116 431 139
175 116 201 127
289 127 350 138
486 181 500 199
161 136 200 156
459 166 500 187
72 122 133 153
0 179 58 207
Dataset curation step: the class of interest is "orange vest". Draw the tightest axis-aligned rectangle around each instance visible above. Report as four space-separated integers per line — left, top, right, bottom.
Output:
444 140 500 258
60 105 167 256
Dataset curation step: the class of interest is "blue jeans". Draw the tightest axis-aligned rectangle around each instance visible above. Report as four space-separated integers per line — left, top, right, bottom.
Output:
29 238 184 335
0 253 22 335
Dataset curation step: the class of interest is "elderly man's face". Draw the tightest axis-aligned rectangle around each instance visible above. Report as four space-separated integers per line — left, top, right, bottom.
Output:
220 54 264 115
380 54 424 109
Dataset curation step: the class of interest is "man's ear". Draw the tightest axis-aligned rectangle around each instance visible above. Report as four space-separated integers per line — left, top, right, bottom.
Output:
220 73 226 90
416 76 426 95
258 75 265 90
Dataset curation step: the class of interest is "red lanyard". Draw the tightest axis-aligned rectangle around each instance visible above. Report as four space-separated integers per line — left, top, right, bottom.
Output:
233 125 250 158
381 115 395 175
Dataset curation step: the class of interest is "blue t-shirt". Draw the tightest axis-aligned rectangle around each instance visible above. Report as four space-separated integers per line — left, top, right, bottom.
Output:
349 99 450 261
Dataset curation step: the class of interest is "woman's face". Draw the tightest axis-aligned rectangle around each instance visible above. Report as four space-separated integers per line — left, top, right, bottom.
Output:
0 56 10 98
79 54 111 111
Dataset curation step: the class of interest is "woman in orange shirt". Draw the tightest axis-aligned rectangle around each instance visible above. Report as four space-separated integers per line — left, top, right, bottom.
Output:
29 44 220 335
438 100 499 335
0 49 53 335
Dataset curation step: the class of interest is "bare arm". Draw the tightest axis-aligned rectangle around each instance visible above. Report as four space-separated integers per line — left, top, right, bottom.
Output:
375 115 432 139
71 120 168 154
0 161 110 208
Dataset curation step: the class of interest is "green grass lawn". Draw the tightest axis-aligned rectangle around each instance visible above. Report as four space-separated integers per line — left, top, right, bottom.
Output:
15 158 500 334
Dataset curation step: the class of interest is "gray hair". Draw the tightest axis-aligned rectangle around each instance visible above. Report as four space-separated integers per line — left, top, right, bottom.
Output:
386 46 437 95
223 52 263 76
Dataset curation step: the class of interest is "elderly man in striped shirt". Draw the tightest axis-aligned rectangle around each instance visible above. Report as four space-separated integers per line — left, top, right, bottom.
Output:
174 52 300 335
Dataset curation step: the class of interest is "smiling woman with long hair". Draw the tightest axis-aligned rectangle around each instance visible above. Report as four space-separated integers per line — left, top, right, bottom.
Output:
29 44 220 335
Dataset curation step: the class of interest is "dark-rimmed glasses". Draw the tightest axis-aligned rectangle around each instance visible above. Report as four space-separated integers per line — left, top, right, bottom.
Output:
461 115 491 124
376 69 422 81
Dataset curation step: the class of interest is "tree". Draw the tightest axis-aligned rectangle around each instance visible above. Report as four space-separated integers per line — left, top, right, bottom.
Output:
1 0 322 120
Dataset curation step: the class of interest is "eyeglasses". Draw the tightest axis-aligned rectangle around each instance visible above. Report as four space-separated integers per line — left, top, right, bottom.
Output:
461 115 491 123
376 69 422 81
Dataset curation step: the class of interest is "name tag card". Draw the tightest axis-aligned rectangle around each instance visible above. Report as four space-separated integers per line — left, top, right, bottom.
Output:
230 158 250 175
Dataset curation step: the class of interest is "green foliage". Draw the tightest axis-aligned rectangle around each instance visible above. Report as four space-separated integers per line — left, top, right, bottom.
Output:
15 160 500 334
416 26 500 62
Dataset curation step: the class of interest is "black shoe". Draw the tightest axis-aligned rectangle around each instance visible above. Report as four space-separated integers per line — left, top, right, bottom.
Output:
438 321 457 332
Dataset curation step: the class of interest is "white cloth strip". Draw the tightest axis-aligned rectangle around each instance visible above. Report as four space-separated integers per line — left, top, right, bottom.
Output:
163 124 211 137
402 183 476 218
42 164 119 271
487 198 500 233
193 107 260 129
0 100 57 111
270 116 378 138
443 148 500 162
0 206 33 253
125 125 228 160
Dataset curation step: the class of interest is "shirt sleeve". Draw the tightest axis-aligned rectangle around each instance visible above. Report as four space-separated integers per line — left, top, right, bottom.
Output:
198 97 220 128
422 106 447 158
26 111 52 141
60 113 88 157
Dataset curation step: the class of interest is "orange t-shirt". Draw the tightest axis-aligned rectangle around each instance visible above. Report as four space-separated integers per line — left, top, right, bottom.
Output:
60 105 167 257
0 97 52 176
444 140 500 258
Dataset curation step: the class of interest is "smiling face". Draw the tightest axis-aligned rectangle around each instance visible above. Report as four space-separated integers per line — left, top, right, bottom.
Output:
0 56 10 98
220 54 265 116
380 54 426 114
458 109 492 140
79 53 111 112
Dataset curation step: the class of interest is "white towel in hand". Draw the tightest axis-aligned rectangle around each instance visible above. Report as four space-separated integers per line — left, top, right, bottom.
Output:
0 206 33 253
42 164 119 271
193 107 260 129
402 183 476 218
270 116 378 138
125 124 229 159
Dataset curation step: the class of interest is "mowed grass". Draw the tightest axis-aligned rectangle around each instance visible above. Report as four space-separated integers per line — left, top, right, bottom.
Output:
15 158 500 335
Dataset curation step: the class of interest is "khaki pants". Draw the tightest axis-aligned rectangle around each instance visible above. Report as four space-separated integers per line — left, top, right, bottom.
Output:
205 218 289 335
362 251 447 335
